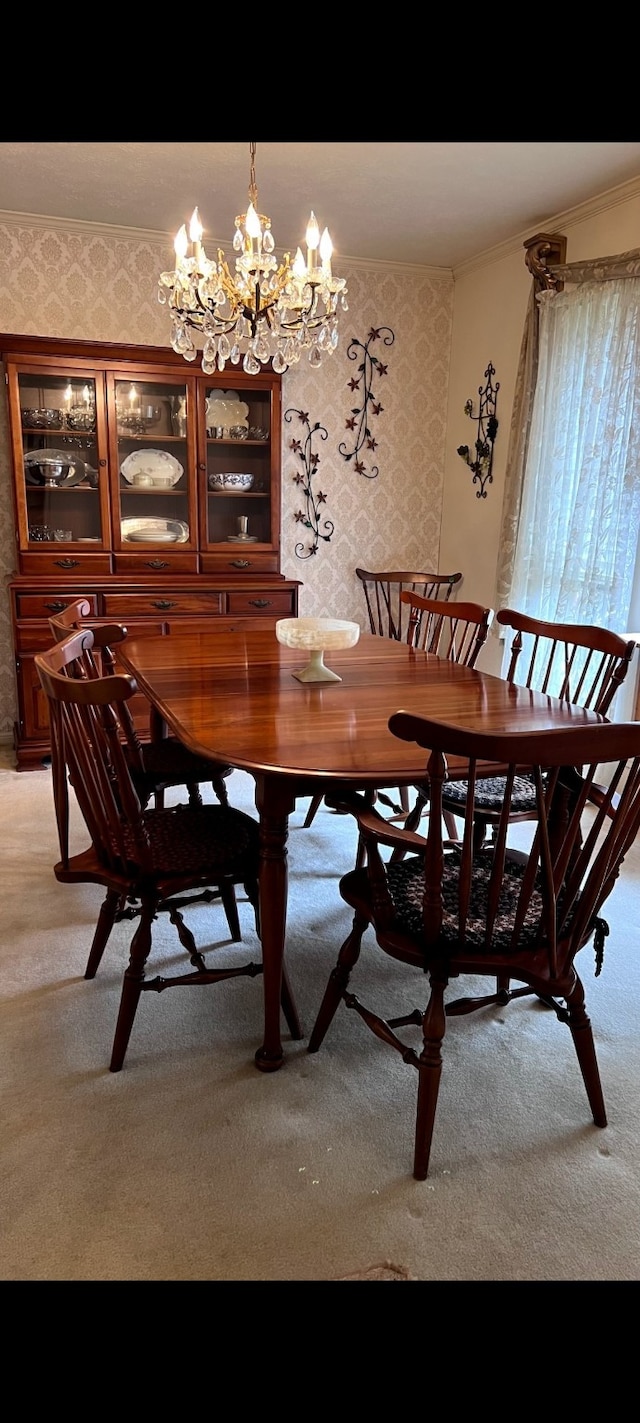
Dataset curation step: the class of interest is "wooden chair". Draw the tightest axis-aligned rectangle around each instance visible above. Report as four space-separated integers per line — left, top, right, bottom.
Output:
321 594 492 867
35 629 301 1072
302 567 463 832
308 710 640 1179
433 608 638 851
48 599 234 812
356 566 463 641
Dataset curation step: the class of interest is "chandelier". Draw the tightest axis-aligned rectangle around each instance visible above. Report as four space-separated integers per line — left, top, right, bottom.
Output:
158 142 349 376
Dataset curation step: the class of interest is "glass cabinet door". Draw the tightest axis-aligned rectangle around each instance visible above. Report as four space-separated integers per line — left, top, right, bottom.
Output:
201 380 273 548
16 368 108 549
109 373 196 550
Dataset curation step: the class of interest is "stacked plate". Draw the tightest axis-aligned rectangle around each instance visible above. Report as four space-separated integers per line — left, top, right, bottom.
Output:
122 516 189 544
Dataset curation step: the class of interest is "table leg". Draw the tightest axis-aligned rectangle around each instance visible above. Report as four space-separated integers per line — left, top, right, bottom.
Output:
253 775 298 1071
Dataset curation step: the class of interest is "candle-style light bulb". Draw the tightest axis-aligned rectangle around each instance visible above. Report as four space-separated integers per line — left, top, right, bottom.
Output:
189 208 202 244
189 208 203 268
292 246 307 279
319 227 333 271
129 384 137 409
306 212 320 250
245 203 262 241
174 224 189 266
64 384 72 410
306 211 320 272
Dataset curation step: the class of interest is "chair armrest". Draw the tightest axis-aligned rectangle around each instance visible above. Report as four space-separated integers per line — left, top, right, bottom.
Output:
357 806 427 853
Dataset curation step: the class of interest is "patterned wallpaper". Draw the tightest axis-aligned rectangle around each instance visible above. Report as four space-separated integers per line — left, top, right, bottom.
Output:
0 219 453 742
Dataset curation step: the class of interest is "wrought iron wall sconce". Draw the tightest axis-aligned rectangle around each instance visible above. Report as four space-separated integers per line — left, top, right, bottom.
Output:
339 326 394 478
285 407 335 559
457 361 499 499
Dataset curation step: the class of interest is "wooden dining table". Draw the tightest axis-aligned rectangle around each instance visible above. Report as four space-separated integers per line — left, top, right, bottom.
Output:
117 624 603 1072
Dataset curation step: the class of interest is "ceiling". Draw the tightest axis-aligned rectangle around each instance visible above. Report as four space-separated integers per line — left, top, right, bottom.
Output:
1 141 640 270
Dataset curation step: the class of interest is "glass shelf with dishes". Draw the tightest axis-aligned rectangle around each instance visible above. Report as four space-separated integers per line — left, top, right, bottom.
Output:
112 376 194 550
202 382 273 548
17 369 106 547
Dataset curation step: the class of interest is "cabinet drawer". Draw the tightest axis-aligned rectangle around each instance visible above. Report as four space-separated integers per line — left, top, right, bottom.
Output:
226 589 297 616
103 591 224 618
19 552 111 577
201 551 280 575
113 552 198 576
16 592 100 620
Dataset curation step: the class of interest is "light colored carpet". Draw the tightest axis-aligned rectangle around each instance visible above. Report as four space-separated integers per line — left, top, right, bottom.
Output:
2 746 640 1282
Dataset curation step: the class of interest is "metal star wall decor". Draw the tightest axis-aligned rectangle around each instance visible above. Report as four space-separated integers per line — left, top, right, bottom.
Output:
285 407 335 559
338 326 395 478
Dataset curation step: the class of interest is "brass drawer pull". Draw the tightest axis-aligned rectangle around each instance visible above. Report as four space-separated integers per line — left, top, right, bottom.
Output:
54 558 80 569
145 560 169 570
44 600 68 613
249 599 271 608
231 559 250 568
152 599 177 610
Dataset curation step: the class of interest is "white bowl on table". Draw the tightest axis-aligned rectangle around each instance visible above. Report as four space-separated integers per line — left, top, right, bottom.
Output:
276 616 360 683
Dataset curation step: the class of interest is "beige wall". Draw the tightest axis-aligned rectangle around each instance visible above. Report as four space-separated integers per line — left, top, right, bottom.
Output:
1 177 639 742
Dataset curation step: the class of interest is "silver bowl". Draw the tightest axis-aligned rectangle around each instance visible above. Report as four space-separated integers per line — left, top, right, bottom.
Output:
28 456 76 488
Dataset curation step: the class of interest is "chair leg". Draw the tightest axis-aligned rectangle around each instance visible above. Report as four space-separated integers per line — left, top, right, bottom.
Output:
443 809 460 840
281 965 304 1040
219 880 242 941
303 794 323 828
85 888 121 979
565 973 607 1127
308 909 368 1052
212 775 230 807
413 970 447 1180
110 895 156 1072
187 781 204 808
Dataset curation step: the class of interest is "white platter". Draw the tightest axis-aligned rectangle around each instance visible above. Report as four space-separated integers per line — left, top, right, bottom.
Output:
120 449 184 486
122 516 189 544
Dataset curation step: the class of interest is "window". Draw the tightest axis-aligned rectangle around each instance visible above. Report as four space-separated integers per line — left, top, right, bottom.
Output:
508 276 640 638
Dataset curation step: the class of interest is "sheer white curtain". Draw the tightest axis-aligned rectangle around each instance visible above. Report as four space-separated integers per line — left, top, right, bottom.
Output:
506 277 640 667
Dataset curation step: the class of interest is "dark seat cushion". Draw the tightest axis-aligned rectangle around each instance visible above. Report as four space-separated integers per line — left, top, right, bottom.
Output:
121 803 259 879
385 846 544 951
441 771 538 815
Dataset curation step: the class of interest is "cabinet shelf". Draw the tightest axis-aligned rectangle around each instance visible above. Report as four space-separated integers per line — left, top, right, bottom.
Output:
207 438 269 448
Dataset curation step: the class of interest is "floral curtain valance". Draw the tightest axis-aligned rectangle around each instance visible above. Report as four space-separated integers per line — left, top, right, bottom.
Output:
548 248 640 285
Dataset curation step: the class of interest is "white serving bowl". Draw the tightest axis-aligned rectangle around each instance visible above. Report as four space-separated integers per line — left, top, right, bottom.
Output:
209 472 254 491
276 617 360 683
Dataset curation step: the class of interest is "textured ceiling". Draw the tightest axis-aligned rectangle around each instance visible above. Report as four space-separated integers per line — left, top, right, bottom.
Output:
1 141 639 269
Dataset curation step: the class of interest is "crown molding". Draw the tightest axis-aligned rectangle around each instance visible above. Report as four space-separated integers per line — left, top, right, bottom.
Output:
0 209 452 282
453 173 640 280
1 171 638 281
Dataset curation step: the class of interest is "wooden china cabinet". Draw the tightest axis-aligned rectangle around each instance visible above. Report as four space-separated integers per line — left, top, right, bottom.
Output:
2 333 300 769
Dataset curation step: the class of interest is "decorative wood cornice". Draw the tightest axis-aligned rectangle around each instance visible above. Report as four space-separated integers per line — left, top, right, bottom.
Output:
523 233 568 290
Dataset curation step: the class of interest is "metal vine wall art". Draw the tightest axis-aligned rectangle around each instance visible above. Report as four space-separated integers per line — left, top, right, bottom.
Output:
457 361 499 498
338 326 395 478
285 407 335 559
